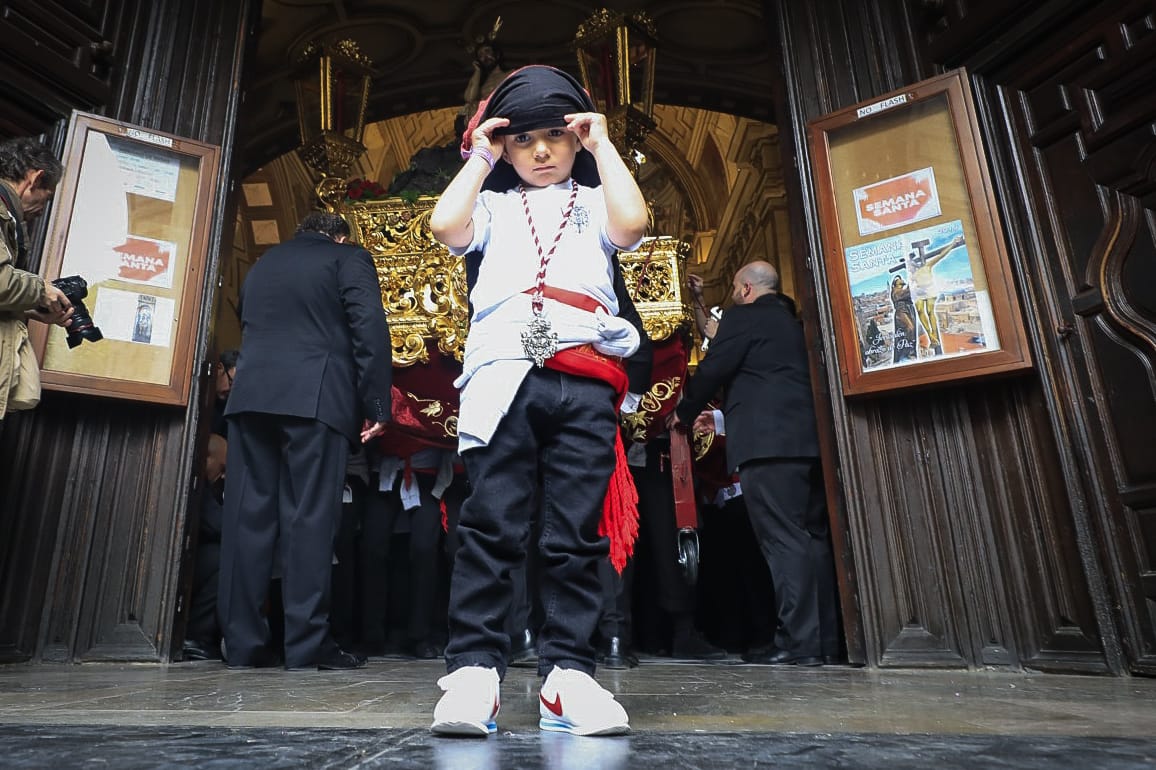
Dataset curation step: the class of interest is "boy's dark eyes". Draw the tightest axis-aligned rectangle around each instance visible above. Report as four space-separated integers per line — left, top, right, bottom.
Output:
512 129 568 144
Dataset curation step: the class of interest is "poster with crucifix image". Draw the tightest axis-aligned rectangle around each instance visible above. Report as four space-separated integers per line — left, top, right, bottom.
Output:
844 218 999 372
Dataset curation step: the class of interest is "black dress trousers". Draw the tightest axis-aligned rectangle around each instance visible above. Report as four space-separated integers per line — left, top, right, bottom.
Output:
218 412 348 668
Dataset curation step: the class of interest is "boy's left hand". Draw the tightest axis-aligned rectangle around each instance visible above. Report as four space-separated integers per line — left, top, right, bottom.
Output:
565 112 608 152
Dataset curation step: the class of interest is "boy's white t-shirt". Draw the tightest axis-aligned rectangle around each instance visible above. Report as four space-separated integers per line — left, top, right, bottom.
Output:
448 180 643 451
466 181 618 318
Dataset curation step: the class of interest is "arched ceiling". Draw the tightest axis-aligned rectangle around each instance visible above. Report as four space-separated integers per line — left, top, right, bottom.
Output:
238 0 777 175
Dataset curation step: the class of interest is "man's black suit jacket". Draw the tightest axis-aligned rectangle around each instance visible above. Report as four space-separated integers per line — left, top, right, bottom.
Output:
226 231 392 442
676 292 819 472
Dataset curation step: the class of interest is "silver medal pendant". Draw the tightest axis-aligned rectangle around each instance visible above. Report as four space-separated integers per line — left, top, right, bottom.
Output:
521 310 558 367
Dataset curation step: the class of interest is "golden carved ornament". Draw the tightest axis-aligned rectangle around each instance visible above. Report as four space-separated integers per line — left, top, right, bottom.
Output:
343 196 470 366
296 39 373 71
574 8 657 43
315 176 346 213
342 198 693 365
618 236 694 342
298 133 367 180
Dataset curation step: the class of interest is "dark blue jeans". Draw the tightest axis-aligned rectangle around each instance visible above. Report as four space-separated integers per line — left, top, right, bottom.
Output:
445 367 618 679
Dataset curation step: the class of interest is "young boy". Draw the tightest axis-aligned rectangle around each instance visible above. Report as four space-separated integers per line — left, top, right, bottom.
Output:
428 65 648 737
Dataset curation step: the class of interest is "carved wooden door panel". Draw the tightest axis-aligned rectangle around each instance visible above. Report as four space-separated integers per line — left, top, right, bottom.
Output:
985 2 1156 674
0 0 250 663
0 0 122 134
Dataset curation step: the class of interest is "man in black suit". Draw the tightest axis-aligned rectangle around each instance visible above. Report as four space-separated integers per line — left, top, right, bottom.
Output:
670 261 838 666
219 212 392 670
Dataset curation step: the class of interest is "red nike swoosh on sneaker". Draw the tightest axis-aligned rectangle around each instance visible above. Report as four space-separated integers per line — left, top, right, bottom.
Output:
540 692 563 716
491 696 500 719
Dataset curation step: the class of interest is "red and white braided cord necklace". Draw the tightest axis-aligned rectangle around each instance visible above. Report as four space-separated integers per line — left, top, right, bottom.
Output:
519 180 578 314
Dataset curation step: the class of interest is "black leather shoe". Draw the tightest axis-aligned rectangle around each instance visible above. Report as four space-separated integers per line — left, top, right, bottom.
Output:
182 639 221 662
310 648 368 671
599 636 632 670
744 647 824 666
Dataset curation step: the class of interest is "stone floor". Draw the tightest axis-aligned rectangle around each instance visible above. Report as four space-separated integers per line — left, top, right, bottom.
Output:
1 657 1154 768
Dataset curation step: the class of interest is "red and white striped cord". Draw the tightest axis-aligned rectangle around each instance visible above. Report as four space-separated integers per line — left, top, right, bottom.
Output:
519 180 578 314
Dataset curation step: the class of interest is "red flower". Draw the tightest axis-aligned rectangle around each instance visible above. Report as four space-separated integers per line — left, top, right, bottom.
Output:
345 178 387 201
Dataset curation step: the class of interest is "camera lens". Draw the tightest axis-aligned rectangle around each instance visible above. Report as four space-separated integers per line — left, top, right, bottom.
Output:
50 276 104 347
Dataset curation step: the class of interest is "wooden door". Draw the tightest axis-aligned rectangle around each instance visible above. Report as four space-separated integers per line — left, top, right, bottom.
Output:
933 0 1156 674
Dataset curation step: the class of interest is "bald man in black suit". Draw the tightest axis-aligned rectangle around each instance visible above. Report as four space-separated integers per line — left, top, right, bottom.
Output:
670 261 838 666
219 212 392 670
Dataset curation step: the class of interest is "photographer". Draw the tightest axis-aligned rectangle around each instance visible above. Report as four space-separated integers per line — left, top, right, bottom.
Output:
0 138 72 420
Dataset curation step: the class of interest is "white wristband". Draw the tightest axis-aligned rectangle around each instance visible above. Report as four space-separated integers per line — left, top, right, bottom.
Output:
470 146 496 171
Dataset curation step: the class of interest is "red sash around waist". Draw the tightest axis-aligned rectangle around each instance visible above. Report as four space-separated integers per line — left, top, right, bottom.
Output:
523 285 627 403
544 344 628 406
523 284 607 314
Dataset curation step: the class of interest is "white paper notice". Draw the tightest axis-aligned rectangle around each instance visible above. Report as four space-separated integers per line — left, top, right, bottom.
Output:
108 136 181 201
60 133 129 286
93 288 175 348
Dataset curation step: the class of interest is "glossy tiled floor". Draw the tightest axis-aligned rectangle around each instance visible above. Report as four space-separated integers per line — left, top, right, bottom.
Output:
1 658 1154 767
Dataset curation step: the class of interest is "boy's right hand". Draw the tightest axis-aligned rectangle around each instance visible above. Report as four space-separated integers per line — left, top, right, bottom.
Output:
471 117 510 162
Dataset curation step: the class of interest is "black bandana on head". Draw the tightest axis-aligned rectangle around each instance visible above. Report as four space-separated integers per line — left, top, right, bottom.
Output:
461 65 601 191
487 65 593 135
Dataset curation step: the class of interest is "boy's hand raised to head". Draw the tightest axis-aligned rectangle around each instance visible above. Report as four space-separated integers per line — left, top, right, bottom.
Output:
564 112 609 152
471 117 510 162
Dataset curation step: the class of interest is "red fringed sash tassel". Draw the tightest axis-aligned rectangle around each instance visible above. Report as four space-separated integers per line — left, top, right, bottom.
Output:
543 342 639 573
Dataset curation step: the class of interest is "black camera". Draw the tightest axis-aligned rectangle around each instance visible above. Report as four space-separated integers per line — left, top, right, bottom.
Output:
50 275 103 348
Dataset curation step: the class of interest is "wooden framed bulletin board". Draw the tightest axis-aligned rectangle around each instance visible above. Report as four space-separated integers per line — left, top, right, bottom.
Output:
807 69 1031 397
31 111 220 405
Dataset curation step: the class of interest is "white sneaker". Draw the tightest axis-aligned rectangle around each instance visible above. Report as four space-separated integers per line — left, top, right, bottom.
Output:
431 666 500 736
538 667 630 736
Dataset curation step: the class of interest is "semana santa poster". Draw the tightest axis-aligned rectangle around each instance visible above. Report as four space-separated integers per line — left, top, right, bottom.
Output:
853 167 941 236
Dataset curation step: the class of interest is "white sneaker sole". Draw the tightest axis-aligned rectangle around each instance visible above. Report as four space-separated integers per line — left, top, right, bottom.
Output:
430 719 497 737
539 717 630 736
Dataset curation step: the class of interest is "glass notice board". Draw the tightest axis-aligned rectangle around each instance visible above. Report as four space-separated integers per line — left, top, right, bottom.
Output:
807 69 1031 396
31 111 221 405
